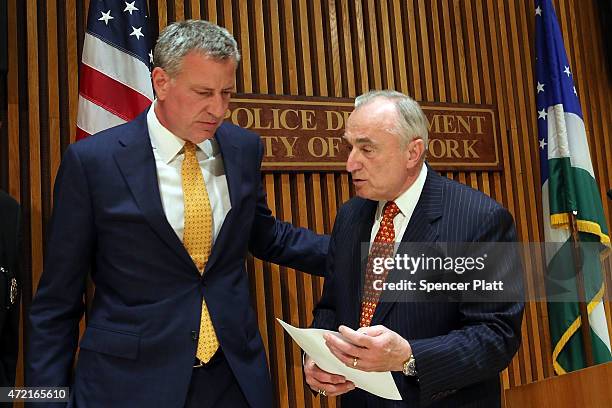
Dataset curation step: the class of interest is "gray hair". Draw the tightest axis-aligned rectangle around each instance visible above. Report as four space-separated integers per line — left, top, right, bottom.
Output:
154 20 241 77
354 90 429 149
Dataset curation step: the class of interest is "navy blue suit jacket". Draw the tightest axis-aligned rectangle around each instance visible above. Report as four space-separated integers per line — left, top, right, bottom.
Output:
313 168 524 407
26 110 329 407
0 190 20 389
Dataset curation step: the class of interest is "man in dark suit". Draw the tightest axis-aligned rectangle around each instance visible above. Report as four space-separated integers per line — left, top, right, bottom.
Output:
304 90 524 407
0 189 20 392
27 20 328 408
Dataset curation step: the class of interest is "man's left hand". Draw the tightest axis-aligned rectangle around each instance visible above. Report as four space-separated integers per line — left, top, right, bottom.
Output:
323 325 412 372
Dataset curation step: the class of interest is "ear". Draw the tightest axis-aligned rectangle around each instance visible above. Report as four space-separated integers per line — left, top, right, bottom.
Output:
405 138 426 169
151 67 171 100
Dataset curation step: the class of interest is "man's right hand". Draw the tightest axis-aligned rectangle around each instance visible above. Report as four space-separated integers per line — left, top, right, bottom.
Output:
303 355 356 397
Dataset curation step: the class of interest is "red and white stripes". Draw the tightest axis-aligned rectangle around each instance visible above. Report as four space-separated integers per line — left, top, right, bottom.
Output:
76 32 153 140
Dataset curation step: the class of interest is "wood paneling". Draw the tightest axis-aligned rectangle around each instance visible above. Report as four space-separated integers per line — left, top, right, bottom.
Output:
3 1 612 407
505 361 612 408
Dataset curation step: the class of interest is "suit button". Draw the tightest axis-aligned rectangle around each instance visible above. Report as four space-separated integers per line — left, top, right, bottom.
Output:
191 331 198 341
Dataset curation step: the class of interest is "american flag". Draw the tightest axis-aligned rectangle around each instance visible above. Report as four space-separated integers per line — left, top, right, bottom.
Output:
76 0 154 140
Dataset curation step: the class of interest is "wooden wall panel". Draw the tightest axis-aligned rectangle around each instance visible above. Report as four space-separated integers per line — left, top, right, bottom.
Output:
3 1 612 407
6 0 20 199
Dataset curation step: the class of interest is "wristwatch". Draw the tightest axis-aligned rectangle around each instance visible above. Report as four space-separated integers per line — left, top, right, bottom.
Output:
402 354 417 376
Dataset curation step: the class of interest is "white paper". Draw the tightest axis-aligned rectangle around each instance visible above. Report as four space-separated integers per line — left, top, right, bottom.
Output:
277 318 402 401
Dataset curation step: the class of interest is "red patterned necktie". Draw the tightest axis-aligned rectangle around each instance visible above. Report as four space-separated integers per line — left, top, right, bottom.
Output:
360 201 401 327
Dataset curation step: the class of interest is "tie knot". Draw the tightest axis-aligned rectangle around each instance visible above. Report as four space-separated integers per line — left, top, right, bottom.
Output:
382 201 400 221
184 141 197 156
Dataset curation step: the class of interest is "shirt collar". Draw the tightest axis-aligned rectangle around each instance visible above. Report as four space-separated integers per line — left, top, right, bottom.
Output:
147 100 220 164
376 163 428 221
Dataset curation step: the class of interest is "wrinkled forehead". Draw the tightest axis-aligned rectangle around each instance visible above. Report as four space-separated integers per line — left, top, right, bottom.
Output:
344 106 399 143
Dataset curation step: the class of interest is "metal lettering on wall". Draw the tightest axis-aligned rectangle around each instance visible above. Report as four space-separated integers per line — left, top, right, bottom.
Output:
226 95 500 171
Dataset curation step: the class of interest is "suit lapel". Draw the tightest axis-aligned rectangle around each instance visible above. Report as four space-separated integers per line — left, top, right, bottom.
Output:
212 125 242 210
370 168 444 326
113 111 196 272
203 125 241 273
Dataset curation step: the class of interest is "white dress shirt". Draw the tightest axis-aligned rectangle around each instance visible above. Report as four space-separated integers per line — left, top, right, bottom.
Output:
147 102 231 244
369 163 428 245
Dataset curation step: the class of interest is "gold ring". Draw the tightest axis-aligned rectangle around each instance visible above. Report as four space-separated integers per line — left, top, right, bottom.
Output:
353 357 358 367
318 389 327 397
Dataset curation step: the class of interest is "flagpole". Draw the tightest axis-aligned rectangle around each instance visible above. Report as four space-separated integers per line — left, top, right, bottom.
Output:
569 212 594 367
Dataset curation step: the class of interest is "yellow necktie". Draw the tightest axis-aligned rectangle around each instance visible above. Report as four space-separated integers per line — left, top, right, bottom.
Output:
182 141 219 363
